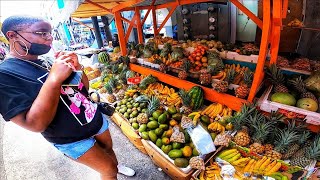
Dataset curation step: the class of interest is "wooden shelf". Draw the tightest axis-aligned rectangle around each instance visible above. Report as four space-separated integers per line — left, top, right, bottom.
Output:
130 64 247 111
282 25 320 32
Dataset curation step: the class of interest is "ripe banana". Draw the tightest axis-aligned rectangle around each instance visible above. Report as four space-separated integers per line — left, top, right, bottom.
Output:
201 104 214 115
227 153 242 163
264 160 277 173
253 156 267 173
258 157 272 174
243 159 256 172
193 113 201 126
265 162 282 175
231 157 250 166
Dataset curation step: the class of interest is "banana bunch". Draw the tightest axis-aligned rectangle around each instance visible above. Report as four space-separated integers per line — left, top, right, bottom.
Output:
201 103 232 119
166 92 182 107
217 149 242 163
211 71 227 81
125 89 138 97
224 64 251 85
207 121 225 134
199 162 222 180
188 111 201 126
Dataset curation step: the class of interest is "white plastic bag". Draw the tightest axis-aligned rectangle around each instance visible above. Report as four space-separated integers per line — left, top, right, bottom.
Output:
187 124 216 155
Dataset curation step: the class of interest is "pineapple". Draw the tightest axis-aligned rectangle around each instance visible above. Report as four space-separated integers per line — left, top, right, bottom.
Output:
289 76 318 103
212 69 236 93
178 89 193 115
290 135 320 168
266 64 288 93
199 69 212 85
178 60 191 80
248 113 274 154
159 63 167 73
108 75 118 93
264 122 299 160
282 131 311 160
105 83 116 103
233 126 251 147
264 144 274 152
291 139 313 159
235 69 253 99
137 96 160 124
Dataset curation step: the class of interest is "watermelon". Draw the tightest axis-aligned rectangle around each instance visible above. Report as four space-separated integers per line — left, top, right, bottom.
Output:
98 51 110 64
188 86 204 110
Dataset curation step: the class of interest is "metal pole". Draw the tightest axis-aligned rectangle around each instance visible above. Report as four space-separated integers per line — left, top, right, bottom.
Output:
91 16 103 48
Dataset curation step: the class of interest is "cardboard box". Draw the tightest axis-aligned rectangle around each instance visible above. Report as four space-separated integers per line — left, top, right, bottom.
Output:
258 86 320 127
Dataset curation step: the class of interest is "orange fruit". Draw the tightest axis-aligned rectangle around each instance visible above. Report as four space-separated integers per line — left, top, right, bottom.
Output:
182 146 193 157
201 57 208 63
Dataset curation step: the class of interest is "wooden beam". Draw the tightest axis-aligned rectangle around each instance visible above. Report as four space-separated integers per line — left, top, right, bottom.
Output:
156 2 178 9
248 0 271 101
152 6 158 36
135 8 144 43
157 5 177 34
230 0 263 29
114 11 127 55
125 14 137 42
71 18 95 30
282 0 289 18
270 0 282 64
84 0 112 14
142 0 155 25
121 17 136 27
130 64 247 111
112 0 144 13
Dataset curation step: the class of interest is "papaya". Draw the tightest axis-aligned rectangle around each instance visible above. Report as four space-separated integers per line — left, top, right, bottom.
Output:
168 149 183 159
174 158 189 168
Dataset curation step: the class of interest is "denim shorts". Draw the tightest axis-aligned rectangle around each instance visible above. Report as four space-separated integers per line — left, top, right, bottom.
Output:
52 115 109 159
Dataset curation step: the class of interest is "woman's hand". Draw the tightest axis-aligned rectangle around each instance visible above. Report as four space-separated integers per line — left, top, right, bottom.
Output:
47 54 74 87
54 51 81 70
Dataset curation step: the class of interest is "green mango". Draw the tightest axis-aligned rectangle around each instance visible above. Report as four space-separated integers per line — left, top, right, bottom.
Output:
158 114 167 124
161 145 172 154
172 113 182 121
141 131 149 140
149 130 158 143
172 142 182 149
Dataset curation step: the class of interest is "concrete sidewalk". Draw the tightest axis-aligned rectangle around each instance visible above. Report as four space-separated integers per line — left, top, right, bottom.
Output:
0 116 171 180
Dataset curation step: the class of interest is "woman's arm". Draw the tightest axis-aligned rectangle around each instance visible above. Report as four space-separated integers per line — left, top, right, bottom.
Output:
10 55 74 132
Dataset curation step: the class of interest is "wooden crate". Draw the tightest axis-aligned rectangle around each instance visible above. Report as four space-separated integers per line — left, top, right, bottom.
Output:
141 139 195 180
119 120 147 154
110 112 124 127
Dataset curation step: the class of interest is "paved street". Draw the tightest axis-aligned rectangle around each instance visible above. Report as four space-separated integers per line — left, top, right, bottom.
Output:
0 115 171 180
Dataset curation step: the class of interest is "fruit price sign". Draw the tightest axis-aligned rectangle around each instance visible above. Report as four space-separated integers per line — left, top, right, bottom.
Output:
127 77 141 85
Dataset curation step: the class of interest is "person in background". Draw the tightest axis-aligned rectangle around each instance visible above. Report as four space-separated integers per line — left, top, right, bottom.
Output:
112 33 119 48
0 15 135 180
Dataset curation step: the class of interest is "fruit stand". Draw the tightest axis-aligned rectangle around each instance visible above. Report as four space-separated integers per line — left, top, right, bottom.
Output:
77 0 320 179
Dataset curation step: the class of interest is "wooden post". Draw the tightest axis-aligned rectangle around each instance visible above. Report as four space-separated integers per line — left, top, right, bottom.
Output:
101 16 113 42
152 6 158 37
114 12 127 55
135 8 144 44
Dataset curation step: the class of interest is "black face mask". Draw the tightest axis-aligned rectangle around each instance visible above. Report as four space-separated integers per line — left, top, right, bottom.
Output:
15 31 51 55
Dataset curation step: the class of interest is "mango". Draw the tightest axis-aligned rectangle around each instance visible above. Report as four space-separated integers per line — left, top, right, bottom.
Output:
162 137 170 145
156 139 163 148
154 128 164 136
161 145 172 154
172 142 182 149
168 149 183 159
138 124 147 132
174 158 189 168
167 106 177 114
182 146 192 157
141 132 149 140
158 114 167 124
159 124 169 130
147 121 159 130
149 130 157 143
172 113 182 121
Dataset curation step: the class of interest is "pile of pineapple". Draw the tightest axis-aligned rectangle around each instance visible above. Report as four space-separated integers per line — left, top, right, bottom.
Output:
229 103 320 169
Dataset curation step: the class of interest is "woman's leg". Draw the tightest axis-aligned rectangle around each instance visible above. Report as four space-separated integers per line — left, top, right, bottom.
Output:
75 143 118 180
95 129 118 165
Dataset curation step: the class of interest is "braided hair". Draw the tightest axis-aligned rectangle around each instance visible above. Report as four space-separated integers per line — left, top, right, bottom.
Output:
1 15 45 39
